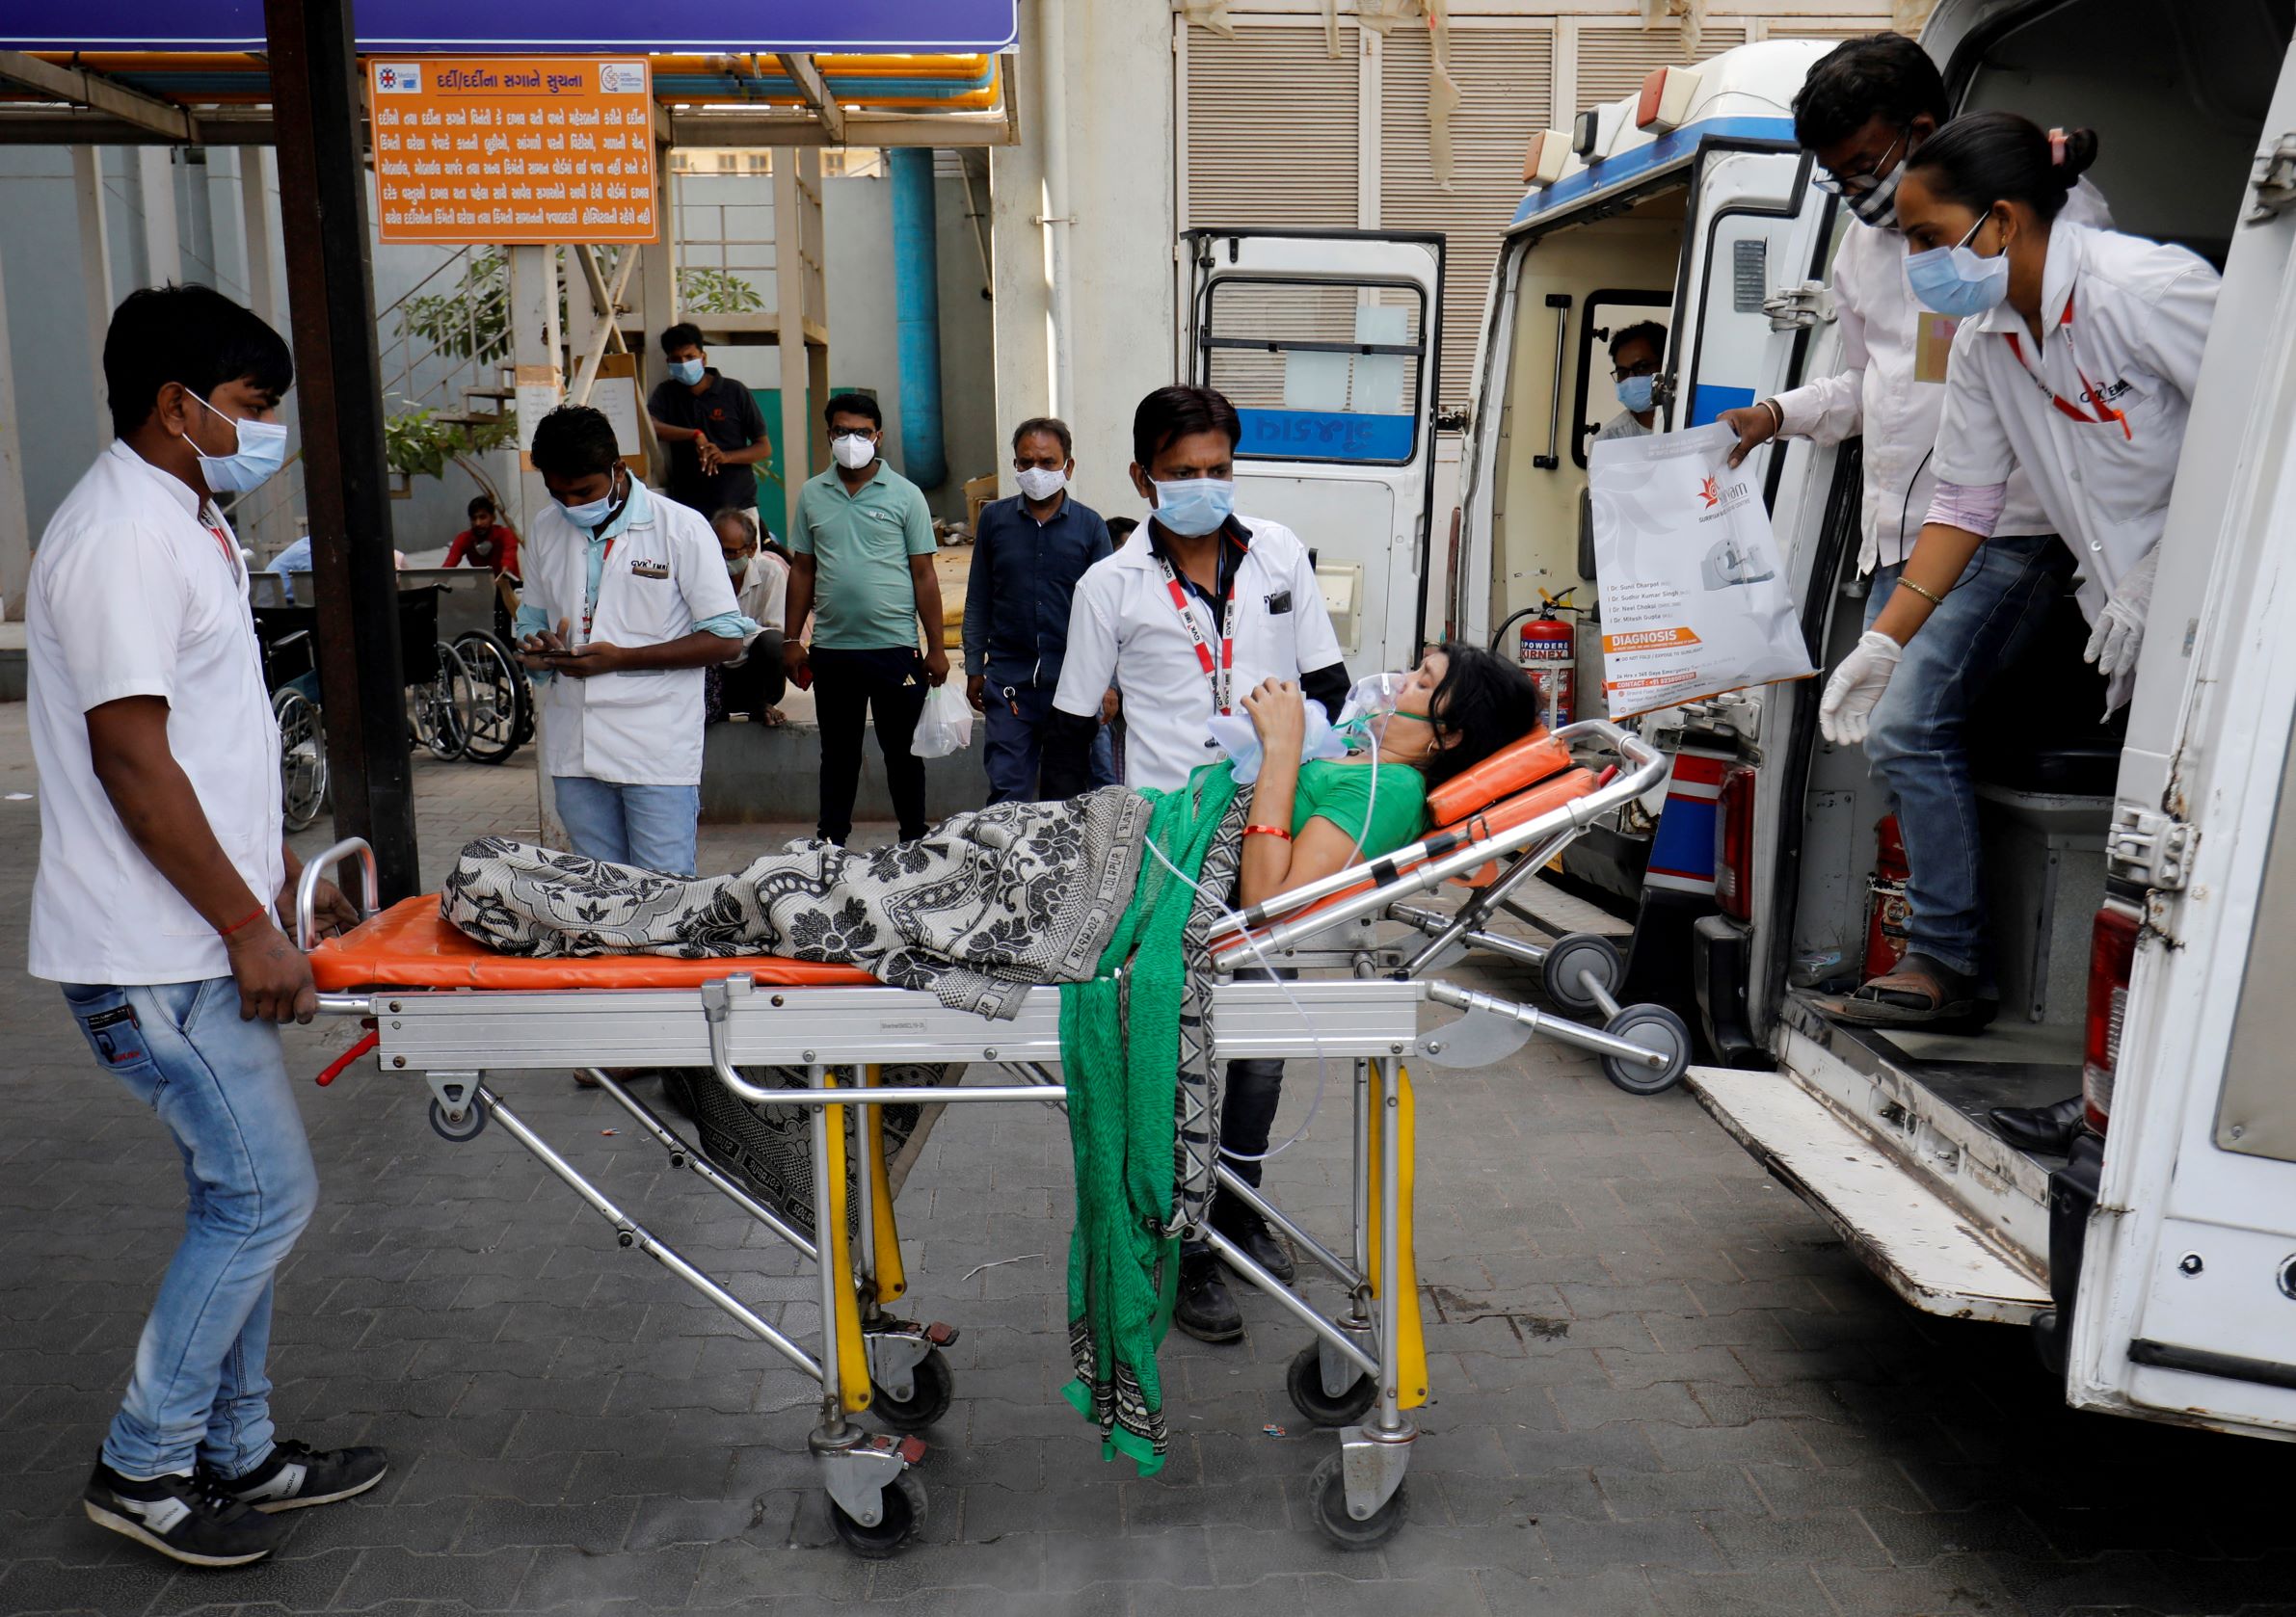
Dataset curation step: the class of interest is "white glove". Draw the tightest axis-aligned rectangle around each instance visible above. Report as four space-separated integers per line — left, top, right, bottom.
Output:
1819 630 1904 747
2084 547 2157 683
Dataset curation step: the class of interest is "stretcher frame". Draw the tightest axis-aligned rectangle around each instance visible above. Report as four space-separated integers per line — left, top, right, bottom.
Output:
301 718 1669 1553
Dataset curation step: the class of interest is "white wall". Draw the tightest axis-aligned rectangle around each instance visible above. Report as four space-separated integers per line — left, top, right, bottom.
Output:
990 0 1177 527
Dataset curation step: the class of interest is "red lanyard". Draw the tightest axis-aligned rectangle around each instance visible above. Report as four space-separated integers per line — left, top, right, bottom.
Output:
201 515 238 574
581 537 617 636
2004 292 2131 441
1154 551 1236 715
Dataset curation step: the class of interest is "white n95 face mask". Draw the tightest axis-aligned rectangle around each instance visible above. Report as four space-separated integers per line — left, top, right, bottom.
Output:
1015 465 1067 501
831 433 877 471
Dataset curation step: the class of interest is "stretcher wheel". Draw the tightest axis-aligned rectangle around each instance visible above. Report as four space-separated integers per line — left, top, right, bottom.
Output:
1307 1449 1407 1550
828 1468 926 1559
1543 932 1622 1015
869 1348 954 1434
1286 1341 1376 1428
427 1096 489 1142
1601 1004 1692 1097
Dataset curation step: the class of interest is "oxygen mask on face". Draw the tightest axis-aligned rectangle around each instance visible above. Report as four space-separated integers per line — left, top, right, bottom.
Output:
1335 670 1422 752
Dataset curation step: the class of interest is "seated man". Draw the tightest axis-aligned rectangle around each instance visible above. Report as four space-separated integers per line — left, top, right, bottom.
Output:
442 494 520 580
1593 321 1666 444
709 507 788 726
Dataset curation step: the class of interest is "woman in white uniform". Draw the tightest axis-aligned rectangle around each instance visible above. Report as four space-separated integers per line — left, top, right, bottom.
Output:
1819 111 2219 1144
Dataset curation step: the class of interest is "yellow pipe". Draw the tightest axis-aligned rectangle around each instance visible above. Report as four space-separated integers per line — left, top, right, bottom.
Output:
820 1074 873 1413
1362 1065 1429 1411
862 1064 907 1305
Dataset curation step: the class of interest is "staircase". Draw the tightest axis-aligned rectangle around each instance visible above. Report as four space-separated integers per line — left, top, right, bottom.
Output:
376 246 519 500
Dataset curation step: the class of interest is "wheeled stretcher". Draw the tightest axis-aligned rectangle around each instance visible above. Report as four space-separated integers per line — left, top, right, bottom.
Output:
299 719 1672 1554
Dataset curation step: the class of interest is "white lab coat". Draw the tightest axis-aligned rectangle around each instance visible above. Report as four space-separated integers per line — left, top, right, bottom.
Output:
1933 222 2219 665
1773 179 2111 573
523 486 740 786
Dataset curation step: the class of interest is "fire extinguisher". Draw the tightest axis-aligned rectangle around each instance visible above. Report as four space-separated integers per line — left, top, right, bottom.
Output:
1514 589 1578 732
1864 814 1911 980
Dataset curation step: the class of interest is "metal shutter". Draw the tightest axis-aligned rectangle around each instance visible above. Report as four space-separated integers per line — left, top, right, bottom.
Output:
1762 22 1900 42
1184 22 1363 406
1184 22 1360 230
1378 23 1555 411
1571 22 1750 112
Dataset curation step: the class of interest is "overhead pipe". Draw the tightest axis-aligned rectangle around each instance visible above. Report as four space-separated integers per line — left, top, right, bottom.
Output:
888 146 948 490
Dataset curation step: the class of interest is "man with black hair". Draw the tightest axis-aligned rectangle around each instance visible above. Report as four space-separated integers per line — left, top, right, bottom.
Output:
516 404 751 876
782 392 948 844
647 320 770 518
1713 35 2109 1032
28 283 383 1566
1042 384 1349 1345
1593 320 1668 443
442 492 519 581
963 415 1117 803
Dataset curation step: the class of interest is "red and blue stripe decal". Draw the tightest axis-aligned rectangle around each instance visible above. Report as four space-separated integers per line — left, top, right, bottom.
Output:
1642 749 1728 897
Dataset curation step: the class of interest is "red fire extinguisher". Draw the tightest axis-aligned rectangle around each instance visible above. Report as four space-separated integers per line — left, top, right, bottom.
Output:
1515 589 1577 731
1864 814 1911 980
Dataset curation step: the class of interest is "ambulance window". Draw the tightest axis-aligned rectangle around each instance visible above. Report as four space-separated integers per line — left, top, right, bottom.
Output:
1570 292 1671 470
1199 278 1428 465
1684 208 1799 429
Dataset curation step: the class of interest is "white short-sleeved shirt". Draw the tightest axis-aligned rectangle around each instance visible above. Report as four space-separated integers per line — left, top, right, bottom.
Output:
1052 516 1344 793
27 442 284 985
1933 223 2218 627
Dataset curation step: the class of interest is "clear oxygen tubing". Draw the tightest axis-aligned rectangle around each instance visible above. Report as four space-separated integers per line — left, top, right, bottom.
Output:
1132 672 1418 1171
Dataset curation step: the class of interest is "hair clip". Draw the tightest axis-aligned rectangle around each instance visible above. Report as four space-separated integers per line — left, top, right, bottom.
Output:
2048 127 2069 167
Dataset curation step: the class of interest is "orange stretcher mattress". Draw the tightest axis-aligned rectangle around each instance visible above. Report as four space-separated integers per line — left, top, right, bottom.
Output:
307 898 880 992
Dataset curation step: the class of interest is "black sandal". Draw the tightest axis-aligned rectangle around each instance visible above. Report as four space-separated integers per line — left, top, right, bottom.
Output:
1820 952 1998 1033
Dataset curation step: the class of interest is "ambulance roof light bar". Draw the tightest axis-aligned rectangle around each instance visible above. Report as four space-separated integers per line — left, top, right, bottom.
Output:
1523 128 1571 188
1636 65 1701 134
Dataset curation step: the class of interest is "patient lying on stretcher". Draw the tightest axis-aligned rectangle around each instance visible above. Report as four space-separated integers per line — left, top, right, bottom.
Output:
441 646 1539 1003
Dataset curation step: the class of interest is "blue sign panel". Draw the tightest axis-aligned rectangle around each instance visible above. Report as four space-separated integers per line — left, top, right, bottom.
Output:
0 1 1018 53
1237 409 1416 465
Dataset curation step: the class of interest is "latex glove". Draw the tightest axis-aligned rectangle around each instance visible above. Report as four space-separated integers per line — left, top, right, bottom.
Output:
2084 547 2157 684
1819 630 1904 747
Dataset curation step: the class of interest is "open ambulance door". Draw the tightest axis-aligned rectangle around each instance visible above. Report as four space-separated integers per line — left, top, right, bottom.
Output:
2062 71 2296 1440
1181 228 1446 670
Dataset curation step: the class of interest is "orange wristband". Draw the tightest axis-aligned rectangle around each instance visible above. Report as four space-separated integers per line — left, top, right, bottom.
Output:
1241 823 1294 842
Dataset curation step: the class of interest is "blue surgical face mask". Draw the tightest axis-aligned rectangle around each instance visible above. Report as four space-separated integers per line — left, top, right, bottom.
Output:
187 390 289 494
1615 374 1656 414
1149 476 1235 538
1906 209 2011 319
559 468 627 530
669 358 706 385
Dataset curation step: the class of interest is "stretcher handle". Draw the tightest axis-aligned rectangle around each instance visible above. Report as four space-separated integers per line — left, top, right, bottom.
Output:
315 1025 379 1087
1208 717 1665 943
297 836 381 951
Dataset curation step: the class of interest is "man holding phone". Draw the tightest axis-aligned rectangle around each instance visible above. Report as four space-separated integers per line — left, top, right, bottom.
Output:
516 406 753 877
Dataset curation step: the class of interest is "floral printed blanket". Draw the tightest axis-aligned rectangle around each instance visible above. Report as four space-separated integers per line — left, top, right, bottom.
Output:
440 785 1155 1021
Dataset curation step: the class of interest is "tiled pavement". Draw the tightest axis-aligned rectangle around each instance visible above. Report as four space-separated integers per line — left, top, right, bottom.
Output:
3 703 2294 1617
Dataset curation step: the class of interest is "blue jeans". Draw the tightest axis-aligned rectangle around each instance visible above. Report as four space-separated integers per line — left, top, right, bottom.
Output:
554 777 701 876
981 681 1115 804
1860 532 2074 981
60 979 319 1480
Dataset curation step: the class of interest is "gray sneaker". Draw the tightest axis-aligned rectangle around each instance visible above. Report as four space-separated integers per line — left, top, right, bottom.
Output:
83 1461 289 1566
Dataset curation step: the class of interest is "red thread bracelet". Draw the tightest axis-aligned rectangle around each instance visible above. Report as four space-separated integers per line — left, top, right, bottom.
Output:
217 904 269 939
1241 824 1294 842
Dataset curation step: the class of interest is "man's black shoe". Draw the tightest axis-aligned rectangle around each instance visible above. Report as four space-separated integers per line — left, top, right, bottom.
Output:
83 1462 288 1566
1989 1094 2088 1154
208 1439 389 1513
1173 1256 1244 1344
1215 1208 1296 1286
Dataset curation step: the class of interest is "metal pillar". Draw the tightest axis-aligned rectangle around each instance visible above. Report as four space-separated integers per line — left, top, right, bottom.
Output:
0 247 28 621
262 0 419 902
508 245 562 535
773 152 809 541
70 146 114 446
134 147 180 285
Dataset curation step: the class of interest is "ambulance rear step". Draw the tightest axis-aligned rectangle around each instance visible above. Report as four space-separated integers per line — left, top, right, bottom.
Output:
1687 1066 2052 1323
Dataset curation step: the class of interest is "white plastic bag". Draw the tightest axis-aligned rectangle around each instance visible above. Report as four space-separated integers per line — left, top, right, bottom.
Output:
1587 422 1816 717
912 681 974 759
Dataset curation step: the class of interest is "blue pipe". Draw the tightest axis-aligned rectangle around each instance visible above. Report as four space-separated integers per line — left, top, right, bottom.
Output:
889 147 948 490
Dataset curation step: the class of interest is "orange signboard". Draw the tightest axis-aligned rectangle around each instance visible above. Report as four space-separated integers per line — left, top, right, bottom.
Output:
369 57 658 244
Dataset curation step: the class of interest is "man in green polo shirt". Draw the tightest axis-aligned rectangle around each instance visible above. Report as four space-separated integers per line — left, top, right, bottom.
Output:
784 392 948 843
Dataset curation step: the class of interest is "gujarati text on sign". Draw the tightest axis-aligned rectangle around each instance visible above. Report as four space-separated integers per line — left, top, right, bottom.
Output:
370 58 657 245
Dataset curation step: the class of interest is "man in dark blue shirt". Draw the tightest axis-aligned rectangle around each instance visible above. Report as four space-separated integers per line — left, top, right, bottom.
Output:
962 416 1117 803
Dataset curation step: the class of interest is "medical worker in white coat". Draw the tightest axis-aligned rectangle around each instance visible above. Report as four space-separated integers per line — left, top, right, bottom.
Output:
516 405 753 877
1819 113 2219 1151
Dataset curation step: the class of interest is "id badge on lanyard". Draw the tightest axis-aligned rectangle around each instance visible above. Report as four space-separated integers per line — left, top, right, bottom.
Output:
2004 291 2131 441
582 537 617 637
1154 553 1235 714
